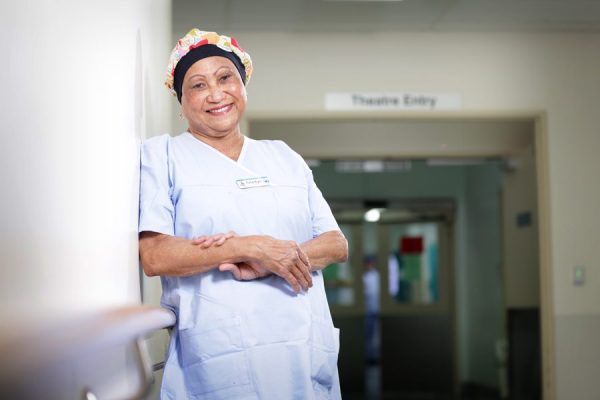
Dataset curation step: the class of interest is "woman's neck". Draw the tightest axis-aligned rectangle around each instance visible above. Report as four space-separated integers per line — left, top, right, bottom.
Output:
188 128 244 161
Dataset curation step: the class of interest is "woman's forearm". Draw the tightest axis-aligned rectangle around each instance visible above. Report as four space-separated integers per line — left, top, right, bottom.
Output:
139 232 313 292
300 230 348 271
139 231 256 277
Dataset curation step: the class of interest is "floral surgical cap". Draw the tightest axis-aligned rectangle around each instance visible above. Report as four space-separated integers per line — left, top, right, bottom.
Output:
165 29 253 100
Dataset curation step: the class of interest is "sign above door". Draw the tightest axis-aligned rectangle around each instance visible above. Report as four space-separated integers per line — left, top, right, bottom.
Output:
325 92 462 111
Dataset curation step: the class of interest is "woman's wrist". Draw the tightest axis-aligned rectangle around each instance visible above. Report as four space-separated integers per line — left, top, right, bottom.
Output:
233 235 265 263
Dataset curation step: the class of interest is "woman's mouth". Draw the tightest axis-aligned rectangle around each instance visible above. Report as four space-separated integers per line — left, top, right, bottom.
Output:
206 104 233 115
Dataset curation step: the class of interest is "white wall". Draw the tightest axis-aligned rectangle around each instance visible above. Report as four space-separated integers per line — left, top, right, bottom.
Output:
0 0 172 320
248 119 533 158
213 31 600 398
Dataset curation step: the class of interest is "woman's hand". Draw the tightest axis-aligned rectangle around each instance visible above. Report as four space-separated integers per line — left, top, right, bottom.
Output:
218 261 270 281
247 236 313 293
189 232 313 293
191 232 271 281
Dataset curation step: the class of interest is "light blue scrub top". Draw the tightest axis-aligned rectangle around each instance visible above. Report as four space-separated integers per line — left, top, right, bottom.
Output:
139 133 342 400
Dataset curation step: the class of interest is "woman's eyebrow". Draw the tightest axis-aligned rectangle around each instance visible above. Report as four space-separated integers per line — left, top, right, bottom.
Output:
187 67 232 81
214 66 233 74
186 73 206 81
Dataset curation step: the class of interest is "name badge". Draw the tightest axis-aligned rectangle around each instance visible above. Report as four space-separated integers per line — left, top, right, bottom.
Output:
236 176 271 189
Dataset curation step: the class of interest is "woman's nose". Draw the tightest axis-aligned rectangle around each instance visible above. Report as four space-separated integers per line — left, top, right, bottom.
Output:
207 86 225 102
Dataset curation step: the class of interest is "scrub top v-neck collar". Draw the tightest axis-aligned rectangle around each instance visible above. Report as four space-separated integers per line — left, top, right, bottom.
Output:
184 131 251 168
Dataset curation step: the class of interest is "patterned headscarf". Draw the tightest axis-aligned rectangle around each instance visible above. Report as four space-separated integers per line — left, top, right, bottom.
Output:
165 29 253 102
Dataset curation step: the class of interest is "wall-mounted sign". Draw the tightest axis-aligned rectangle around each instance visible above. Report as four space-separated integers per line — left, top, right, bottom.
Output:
325 92 462 111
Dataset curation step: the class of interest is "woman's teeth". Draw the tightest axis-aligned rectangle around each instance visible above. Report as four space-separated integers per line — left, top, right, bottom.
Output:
208 105 230 113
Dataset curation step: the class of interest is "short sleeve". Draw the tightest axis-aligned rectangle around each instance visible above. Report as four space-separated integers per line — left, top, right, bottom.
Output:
138 135 175 236
305 166 340 238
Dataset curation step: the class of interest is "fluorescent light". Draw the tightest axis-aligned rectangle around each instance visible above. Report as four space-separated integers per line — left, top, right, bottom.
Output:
363 160 384 173
335 160 363 173
384 160 411 172
335 159 412 173
427 158 486 167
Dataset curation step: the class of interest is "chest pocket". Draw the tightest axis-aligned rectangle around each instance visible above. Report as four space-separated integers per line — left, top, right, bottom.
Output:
176 183 312 240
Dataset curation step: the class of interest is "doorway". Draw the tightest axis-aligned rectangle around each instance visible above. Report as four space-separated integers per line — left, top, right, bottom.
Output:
328 201 456 399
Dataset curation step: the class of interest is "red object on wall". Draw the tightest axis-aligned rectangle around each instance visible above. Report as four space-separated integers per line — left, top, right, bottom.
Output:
400 236 423 254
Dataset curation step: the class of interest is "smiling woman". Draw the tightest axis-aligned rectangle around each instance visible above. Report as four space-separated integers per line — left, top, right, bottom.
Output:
138 29 348 399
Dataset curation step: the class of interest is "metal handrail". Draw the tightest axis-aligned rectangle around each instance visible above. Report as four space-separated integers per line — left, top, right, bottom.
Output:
0 305 176 400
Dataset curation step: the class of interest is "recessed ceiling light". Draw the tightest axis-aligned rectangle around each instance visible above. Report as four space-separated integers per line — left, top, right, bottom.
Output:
365 208 384 222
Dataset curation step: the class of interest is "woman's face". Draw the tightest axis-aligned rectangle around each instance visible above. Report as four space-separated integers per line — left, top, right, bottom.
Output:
181 56 247 139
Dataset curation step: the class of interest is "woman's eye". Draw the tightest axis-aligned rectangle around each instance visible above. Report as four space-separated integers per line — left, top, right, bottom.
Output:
192 82 205 89
220 74 231 82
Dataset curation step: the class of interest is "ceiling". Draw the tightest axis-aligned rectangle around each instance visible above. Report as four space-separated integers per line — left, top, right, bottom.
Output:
173 0 600 34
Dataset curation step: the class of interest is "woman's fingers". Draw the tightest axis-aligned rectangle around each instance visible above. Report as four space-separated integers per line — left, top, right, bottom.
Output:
191 235 212 248
279 270 302 293
220 262 269 281
219 262 237 272
192 231 237 248
214 231 236 246
219 262 242 280
296 247 313 288
273 250 311 293
213 235 227 246
191 235 207 244
288 263 309 292
284 251 311 292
